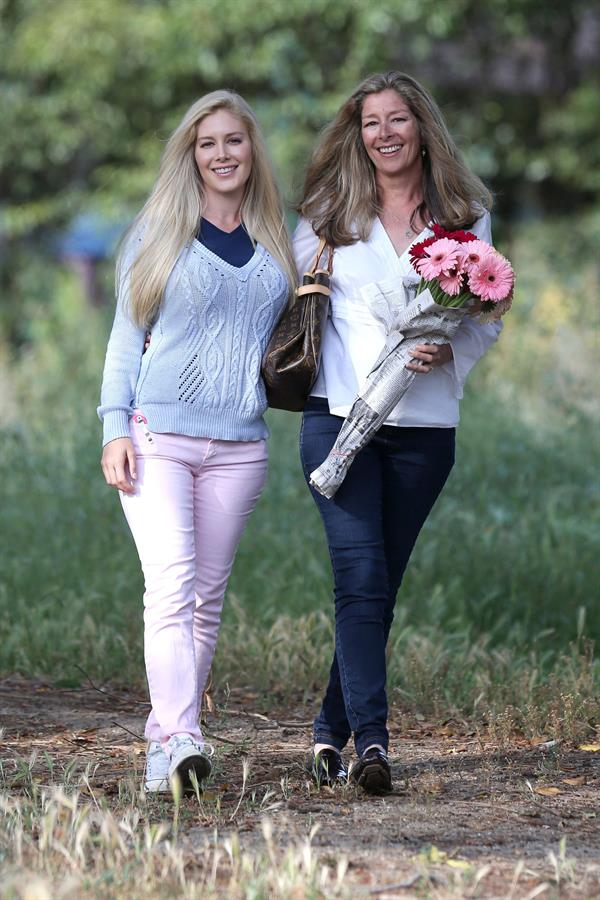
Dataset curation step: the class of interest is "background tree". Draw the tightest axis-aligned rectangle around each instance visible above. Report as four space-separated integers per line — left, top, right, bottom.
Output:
0 0 598 336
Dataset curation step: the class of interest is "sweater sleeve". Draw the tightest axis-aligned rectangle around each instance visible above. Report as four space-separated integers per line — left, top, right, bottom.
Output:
97 232 147 446
445 210 503 398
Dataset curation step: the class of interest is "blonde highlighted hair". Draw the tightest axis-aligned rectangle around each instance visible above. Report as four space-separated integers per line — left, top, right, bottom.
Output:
119 90 295 327
299 71 493 246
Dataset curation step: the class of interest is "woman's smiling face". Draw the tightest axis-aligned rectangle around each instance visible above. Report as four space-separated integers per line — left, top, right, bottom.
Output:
360 89 422 177
194 108 252 200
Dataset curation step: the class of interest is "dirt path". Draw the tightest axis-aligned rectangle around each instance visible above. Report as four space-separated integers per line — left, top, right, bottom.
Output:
1 675 599 898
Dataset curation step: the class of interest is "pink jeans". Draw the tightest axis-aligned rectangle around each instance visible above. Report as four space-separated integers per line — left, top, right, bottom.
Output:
120 415 268 743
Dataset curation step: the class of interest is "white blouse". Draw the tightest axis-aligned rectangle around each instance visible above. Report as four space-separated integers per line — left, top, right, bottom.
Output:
293 212 502 428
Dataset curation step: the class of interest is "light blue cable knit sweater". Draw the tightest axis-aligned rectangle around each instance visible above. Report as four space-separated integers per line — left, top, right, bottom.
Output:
98 234 288 446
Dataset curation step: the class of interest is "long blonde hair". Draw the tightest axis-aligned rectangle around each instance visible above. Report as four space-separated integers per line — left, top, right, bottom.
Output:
299 71 493 246
120 90 296 327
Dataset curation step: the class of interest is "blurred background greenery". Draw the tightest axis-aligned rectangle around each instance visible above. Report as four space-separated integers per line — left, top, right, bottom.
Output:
0 0 598 720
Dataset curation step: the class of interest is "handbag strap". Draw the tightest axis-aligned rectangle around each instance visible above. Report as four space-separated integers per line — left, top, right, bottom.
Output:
297 236 334 298
313 236 334 276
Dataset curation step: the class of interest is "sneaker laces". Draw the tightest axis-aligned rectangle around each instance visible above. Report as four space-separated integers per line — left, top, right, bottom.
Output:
166 734 215 757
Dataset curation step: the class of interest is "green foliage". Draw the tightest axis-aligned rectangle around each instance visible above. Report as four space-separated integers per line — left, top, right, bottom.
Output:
2 0 598 347
542 79 600 193
1 0 598 239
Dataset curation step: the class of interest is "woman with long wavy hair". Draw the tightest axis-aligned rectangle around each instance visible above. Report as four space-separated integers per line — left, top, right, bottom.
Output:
99 90 294 794
295 72 501 793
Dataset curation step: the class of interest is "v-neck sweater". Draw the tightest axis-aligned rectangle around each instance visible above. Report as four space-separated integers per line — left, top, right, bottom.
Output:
293 212 502 428
98 233 288 445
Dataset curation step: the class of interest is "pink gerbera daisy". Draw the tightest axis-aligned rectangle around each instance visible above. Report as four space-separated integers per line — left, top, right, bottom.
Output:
438 268 464 296
417 238 462 280
468 253 514 302
460 240 494 273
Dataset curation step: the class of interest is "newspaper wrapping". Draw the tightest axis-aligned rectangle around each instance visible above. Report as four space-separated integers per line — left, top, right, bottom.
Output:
309 283 472 499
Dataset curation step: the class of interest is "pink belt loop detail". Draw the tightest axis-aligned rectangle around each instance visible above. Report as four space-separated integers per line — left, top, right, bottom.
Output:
133 412 153 444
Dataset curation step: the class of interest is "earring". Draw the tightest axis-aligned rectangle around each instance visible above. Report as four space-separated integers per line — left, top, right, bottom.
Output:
421 147 426 157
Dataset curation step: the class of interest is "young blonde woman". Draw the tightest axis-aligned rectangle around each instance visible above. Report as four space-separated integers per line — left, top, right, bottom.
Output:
99 91 294 793
295 72 502 793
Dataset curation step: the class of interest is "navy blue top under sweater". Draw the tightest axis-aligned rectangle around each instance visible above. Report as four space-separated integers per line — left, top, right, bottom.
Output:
196 219 254 267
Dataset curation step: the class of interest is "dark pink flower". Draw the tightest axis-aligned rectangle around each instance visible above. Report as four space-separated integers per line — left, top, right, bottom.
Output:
409 235 436 268
432 224 477 243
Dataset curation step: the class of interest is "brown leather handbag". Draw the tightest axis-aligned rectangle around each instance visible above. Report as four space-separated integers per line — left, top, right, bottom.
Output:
262 236 333 411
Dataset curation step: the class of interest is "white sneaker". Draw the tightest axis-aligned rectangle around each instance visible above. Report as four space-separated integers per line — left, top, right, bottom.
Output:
144 740 170 793
166 734 212 793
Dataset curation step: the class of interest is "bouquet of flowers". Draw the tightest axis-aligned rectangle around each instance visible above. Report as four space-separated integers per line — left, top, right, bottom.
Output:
309 225 514 499
409 224 514 320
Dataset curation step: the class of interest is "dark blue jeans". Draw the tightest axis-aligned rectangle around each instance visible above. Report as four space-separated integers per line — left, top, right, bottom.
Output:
300 397 455 757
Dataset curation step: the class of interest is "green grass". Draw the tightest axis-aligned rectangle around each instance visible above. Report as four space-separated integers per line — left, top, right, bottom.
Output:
0 214 598 727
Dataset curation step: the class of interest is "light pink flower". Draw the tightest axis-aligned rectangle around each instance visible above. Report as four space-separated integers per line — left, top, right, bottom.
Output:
468 253 514 302
416 238 462 280
438 269 463 296
459 240 494 273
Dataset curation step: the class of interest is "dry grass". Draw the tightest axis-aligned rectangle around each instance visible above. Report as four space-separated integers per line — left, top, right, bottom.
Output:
2 680 600 899
0 788 349 899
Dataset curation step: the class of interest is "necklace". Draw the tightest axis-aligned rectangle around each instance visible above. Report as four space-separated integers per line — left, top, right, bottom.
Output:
380 205 420 239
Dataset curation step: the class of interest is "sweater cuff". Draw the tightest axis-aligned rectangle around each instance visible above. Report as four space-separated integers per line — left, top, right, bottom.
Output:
101 409 132 446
